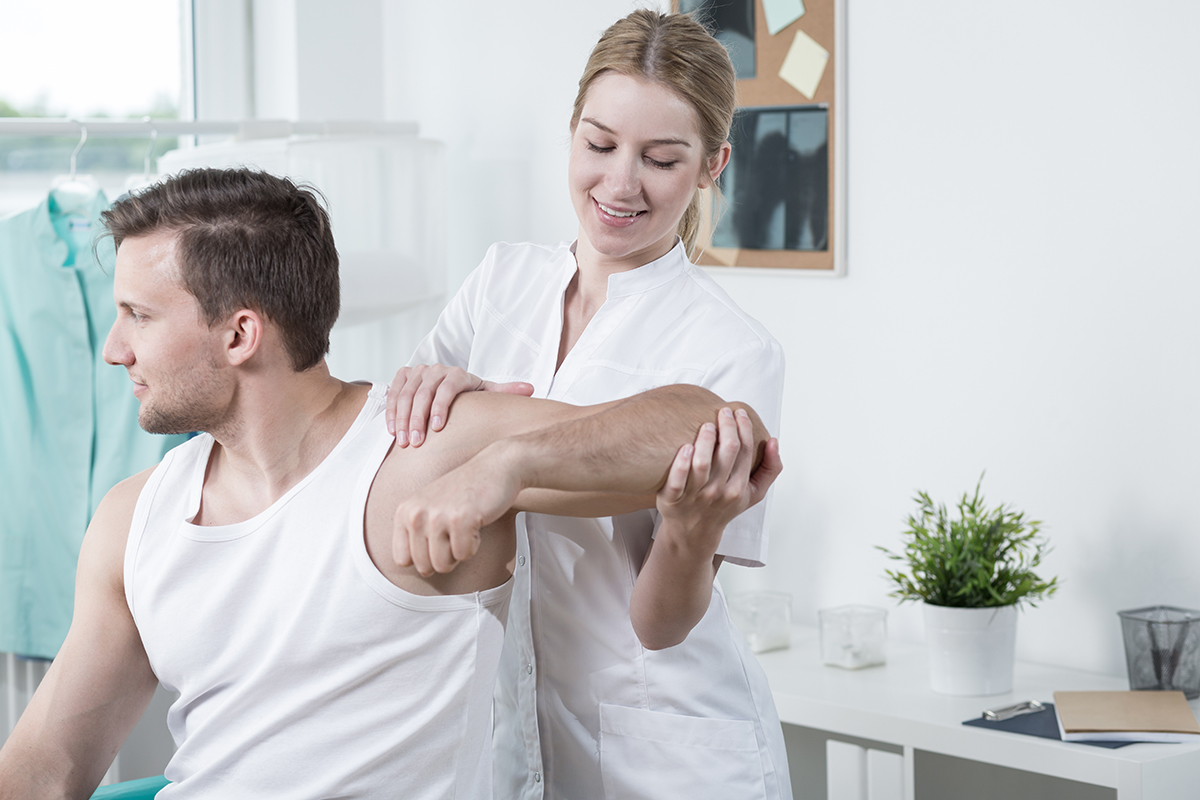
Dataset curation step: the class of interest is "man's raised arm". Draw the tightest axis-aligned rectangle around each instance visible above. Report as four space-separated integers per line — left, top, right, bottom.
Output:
392 384 781 576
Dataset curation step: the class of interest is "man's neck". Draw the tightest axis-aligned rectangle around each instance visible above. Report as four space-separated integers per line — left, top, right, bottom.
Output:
195 366 371 526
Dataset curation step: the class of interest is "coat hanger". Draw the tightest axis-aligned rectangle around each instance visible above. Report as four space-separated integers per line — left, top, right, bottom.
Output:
49 120 101 215
124 118 159 193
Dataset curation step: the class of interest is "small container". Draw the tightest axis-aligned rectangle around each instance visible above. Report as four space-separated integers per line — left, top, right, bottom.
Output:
1118 605 1200 699
819 605 887 669
727 591 792 653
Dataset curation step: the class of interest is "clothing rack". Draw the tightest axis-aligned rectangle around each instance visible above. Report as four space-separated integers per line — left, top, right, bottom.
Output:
0 118 418 139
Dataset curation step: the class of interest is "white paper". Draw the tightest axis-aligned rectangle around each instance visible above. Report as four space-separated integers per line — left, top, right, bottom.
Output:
763 0 806 36
778 29 829 100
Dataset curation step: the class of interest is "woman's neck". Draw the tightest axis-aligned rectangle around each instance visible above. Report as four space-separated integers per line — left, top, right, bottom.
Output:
572 229 676 281
557 234 677 371
557 270 602 371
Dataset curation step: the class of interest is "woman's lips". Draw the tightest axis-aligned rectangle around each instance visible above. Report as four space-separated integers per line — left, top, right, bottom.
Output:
594 198 645 227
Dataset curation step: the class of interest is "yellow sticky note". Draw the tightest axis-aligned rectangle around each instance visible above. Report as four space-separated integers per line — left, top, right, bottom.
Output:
778 29 829 99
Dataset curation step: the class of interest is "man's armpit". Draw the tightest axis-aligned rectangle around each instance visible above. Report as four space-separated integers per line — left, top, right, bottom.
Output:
514 489 656 518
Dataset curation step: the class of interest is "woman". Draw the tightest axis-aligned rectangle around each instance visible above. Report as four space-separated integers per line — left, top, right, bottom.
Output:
389 10 789 799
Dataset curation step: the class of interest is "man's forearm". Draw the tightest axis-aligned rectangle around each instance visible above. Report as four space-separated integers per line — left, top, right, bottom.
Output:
499 384 766 500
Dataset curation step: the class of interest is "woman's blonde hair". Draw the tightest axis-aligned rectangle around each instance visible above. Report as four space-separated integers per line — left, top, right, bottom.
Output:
571 9 736 258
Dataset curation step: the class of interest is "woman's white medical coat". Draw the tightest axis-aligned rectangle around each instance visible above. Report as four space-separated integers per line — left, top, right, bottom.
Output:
409 239 790 800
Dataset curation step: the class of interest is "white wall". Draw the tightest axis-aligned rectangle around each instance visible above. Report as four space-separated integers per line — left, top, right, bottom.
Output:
379 0 1200 677
724 0 1200 675
381 0 617 290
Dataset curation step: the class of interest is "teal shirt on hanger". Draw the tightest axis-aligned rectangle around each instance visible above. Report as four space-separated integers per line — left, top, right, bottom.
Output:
0 191 186 659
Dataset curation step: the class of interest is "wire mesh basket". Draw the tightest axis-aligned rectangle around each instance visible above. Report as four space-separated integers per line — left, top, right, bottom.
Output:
1117 605 1200 699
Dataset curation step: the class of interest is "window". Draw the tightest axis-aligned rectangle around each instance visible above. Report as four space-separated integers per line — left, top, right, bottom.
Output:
0 0 188 216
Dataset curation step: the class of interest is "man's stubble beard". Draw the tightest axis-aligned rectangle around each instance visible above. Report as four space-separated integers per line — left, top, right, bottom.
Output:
139 403 227 436
137 358 231 436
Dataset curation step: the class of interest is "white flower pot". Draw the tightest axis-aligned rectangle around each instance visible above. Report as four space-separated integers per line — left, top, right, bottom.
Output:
923 603 1018 696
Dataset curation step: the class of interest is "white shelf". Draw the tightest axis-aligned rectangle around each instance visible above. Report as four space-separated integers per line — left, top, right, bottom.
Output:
757 625 1200 799
0 118 418 138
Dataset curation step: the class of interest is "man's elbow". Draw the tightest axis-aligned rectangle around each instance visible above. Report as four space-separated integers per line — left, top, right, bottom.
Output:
646 386 770 444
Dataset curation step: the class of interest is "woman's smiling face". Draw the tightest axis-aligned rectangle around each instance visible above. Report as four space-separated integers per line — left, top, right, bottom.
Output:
568 71 727 271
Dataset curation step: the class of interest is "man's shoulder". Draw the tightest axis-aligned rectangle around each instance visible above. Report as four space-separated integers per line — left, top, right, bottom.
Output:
91 433 206 542
372 399 488 495
93 465 158 530
80 463 160 589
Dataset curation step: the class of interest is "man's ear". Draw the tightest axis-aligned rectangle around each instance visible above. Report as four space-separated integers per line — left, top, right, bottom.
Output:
701 141 733 189
222 308 264 367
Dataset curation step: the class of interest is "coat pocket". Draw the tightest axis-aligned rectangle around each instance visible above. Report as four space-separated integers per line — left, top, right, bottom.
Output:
598 703 767 800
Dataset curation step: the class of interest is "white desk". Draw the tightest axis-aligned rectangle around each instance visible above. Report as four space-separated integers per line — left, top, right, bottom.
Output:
756 626 1200 800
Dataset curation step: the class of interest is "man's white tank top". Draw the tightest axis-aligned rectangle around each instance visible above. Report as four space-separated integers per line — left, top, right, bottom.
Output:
124 384 511 799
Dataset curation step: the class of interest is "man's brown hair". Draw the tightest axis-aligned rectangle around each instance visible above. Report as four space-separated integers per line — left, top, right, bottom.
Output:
102 167 340 371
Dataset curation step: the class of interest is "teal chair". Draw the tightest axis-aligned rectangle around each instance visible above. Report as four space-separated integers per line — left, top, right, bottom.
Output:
90 775 170 799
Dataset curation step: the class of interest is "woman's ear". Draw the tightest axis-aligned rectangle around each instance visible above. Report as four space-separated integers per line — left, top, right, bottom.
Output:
222 308 264 367
701 141 733 188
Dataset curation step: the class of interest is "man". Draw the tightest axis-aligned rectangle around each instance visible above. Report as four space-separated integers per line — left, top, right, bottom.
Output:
0 168 779 799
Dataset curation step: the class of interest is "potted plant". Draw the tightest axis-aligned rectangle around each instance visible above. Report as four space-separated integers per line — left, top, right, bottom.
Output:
878 476 1058 695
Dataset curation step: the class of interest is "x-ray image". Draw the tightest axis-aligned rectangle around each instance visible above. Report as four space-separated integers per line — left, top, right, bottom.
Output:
714 105 829 252
679 0 756 80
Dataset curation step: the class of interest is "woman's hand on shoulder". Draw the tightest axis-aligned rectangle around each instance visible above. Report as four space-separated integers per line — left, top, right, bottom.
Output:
387 364 534 446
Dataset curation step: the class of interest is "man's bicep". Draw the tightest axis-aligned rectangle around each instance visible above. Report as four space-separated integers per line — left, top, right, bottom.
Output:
433 391 610 449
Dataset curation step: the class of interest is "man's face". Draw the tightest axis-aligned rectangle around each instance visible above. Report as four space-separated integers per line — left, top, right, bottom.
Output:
103 230 231 434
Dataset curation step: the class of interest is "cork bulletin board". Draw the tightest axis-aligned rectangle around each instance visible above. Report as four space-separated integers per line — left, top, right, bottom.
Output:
676 0 846 273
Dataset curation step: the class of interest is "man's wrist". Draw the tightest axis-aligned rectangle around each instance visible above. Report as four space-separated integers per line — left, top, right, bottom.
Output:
479 436 537 495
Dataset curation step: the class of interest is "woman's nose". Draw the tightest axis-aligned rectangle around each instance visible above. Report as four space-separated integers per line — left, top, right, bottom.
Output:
604 154 640 198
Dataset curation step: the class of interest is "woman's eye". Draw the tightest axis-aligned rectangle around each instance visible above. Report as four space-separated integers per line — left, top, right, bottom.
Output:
586 141 614 154
646 157 676 170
